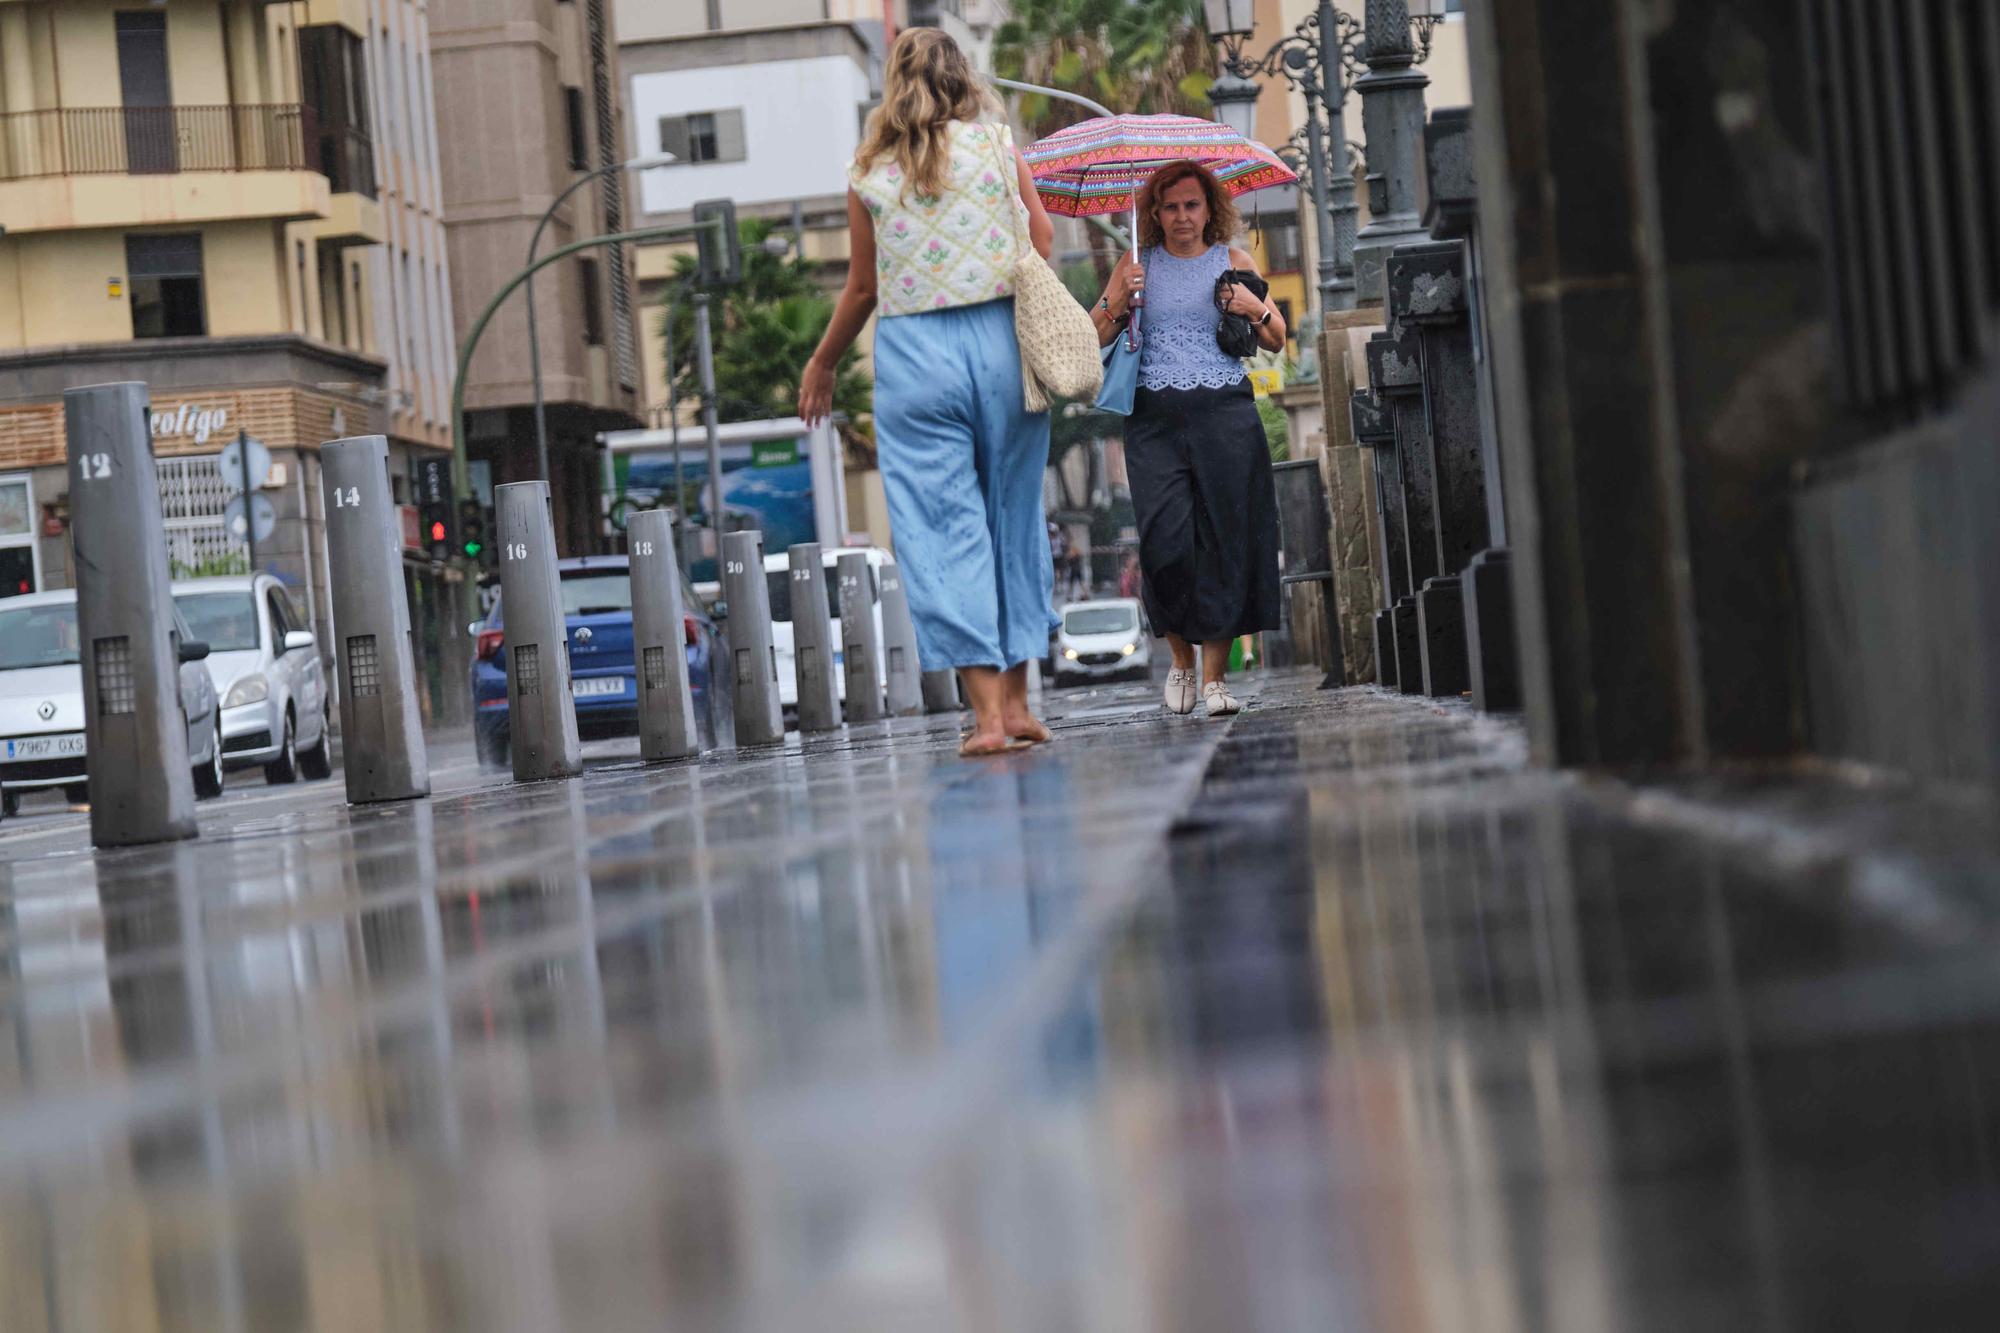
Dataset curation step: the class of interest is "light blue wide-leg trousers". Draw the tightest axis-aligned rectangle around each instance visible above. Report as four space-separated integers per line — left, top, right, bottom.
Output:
873 298 1056 671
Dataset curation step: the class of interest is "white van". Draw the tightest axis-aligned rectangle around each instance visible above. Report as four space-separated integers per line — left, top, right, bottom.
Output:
698 545 891 708
1052 598 1151 687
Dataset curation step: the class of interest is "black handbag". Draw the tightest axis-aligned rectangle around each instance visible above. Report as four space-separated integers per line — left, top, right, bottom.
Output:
1214 269 1271 359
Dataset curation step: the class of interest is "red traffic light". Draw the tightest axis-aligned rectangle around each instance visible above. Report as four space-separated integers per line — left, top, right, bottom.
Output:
429 520 447 543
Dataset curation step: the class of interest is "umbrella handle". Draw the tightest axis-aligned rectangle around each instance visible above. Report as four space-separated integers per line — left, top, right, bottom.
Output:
1126 295 1141 352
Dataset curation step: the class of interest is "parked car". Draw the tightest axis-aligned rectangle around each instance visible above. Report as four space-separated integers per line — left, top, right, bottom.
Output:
469 554 730 770
0 589 224 815
693 545 891 711
173 575 332 785
1052 598 1151 687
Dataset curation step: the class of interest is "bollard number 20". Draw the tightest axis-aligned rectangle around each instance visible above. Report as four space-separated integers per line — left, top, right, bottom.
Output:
724 559 746 576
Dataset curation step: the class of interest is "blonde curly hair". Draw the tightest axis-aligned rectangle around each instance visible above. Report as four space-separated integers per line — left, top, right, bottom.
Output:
854 28 1003 200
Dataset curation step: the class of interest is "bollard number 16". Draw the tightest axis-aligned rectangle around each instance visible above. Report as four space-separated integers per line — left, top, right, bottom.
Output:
504 542 530 561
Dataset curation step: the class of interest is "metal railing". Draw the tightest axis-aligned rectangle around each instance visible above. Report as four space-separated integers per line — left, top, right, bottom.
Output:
0 104 315 181
310 118 378 199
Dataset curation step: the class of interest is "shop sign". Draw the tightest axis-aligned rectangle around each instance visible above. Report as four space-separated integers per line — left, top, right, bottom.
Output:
149 401 231 446
399 504 422 552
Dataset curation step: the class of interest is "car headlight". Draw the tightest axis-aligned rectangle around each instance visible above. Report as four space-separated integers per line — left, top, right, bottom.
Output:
1121 642 1138 656
224 675 269 708
1063 648 1079 660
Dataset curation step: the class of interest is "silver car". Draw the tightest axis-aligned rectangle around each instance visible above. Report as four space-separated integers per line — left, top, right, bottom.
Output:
173 575 332 785
0 589 224 815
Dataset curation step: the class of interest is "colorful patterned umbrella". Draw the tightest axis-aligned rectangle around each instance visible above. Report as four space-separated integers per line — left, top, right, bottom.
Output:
1021 113 1299 219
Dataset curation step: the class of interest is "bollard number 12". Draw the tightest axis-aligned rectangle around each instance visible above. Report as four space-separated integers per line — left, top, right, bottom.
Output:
75 453 112 481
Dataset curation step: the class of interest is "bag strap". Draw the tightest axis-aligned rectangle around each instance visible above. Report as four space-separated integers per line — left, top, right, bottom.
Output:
980 119 1033 264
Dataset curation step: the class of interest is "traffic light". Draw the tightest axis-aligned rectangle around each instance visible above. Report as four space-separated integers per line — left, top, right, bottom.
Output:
692 198 741 287
416 457 453 562
458 497 487 563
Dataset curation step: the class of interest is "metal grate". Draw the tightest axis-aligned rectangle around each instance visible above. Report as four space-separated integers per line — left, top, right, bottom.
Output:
347 634 381 696
158 453 235 573
642 645 668 691
94 637 135 714
1804 0 2000 419
516 643 541 695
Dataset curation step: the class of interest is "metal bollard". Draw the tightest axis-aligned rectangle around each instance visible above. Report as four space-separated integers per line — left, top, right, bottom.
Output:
877 560 924 717
495 481 582 781
628 508 700 762
722 530 784 746
787 542 842 733
921 669 961 714
321 435 431 804
66 382 196 847
836 552 885 724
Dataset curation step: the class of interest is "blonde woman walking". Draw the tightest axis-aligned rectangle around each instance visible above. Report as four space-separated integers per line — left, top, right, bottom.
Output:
801 28 1057 756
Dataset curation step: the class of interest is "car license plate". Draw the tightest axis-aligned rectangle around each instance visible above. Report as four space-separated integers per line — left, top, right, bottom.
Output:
4 733 85 761
573 677 624 699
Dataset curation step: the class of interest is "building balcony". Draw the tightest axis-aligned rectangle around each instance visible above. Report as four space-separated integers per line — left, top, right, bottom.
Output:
0 104 376 237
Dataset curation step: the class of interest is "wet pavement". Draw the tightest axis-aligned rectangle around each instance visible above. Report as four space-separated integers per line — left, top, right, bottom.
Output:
3 673 1999 1330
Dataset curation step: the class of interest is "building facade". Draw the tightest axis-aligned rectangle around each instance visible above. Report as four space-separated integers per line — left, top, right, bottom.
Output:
430 0 642 559
0 0 466 720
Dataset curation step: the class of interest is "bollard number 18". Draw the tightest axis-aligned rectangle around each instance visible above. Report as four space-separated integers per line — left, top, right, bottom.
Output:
633 540 654 557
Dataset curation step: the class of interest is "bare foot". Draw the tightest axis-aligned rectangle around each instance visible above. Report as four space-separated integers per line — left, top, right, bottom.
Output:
1003 711 1051 744
959 728 1019 757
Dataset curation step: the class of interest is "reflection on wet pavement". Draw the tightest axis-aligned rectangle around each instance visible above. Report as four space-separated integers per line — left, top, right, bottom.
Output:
2 675 1998 1329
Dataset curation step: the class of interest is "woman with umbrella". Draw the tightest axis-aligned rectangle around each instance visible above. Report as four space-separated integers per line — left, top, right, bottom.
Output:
1091 160 1286 717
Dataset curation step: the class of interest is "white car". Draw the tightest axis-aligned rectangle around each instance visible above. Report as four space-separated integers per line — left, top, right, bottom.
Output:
173 575 332 784
697 545 891 710
1052 598 1151 686
0 589 225 815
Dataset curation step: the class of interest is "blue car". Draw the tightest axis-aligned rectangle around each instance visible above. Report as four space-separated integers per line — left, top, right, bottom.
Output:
470 554 730 769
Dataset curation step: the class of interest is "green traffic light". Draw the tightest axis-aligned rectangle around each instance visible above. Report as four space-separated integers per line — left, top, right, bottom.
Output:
463 540 483 557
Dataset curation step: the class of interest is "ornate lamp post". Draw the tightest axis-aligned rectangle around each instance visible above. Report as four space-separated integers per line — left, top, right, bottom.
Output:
1350 0 1439 302
1202 0 1363 312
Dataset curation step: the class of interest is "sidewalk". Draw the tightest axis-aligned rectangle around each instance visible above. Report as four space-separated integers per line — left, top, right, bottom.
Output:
1 673 1997 1329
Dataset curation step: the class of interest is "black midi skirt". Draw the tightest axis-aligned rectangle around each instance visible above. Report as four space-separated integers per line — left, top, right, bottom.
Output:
1123 379 1282 643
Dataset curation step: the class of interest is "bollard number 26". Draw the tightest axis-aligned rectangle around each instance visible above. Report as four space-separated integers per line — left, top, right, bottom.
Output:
504 542 530 561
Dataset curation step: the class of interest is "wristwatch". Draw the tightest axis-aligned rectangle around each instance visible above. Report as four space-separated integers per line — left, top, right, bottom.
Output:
1255 307 1272 327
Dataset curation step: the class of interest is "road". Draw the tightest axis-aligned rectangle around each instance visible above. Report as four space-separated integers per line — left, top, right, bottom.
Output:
2 672 1998 1330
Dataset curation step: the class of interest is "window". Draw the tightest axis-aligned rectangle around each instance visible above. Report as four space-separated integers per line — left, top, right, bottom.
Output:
579 257 604 346
0 475 35 599
658 109 744 165
174 592 260 652
1261 216 1303 274
126 234 206 338
295 239 309 333
564 87 589 169
1276 298 1295 335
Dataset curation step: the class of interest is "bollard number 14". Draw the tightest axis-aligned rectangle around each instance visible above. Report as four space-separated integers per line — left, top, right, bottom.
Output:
332 487 361 508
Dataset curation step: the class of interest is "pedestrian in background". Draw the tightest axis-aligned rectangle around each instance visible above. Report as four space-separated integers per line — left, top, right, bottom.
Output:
800 27 1058 756
1091 160 1285 719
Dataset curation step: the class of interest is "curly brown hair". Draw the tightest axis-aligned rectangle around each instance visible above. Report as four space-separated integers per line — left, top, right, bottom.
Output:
1137 160 1241 250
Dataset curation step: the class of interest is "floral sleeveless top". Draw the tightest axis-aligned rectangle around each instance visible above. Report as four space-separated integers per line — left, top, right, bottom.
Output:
850 120 1027 317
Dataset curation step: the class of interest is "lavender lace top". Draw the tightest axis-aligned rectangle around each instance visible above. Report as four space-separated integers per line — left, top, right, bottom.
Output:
1136 243 1249 392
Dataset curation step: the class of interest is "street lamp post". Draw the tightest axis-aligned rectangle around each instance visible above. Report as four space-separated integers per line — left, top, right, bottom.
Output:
1203 0 1364 313
524 154 673 485
1350 0 1436 303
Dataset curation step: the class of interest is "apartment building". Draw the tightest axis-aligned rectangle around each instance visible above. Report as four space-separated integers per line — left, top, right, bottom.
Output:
430 0 642 558
0 0 463 714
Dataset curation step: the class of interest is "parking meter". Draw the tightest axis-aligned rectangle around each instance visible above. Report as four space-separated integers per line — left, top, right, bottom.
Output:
628 507 700 762
836 552 884 724
66 382 196 846
787 543 842 734
495 480 582 781
320 435 431 804
722 530 783 746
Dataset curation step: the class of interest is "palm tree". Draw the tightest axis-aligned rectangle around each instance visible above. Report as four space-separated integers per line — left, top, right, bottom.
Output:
994 0 1216 139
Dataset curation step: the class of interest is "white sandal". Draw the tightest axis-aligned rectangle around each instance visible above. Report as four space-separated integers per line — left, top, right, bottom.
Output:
1202 681 1241 718
1163 668 1198 715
